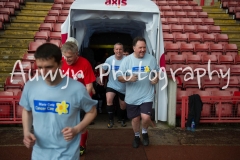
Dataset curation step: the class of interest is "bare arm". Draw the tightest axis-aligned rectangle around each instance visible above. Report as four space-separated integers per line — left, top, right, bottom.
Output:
86 83 94 95
22 108 36 148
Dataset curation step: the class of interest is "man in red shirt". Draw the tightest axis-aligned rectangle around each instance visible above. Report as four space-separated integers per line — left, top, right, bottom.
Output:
61 37 96 156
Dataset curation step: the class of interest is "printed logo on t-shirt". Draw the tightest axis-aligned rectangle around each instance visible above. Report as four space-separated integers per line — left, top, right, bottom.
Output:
111 65 120 71
34 100 70 115
132 66 150 73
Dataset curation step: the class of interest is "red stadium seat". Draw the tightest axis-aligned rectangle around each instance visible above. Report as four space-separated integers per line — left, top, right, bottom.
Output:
215 104 233 117
198 12 208 18
224 44 238 57
168 1 178 6
39 23 53 31
209 44 223 56
219 55 234 64
157 1 168 6
54 0 64 4
0 8 14 15
171 6 182 11
230 65 240 76
193 6 203 12
235 55 240 65
4 2 20 9
162 24 170 33
163 11 175 18
4 76 27 90
64 0 74 4
22 53 35 63
48 10 60 16
178 1 188 6
170 55 186 64
203 18 214 25
180 43 194 54
196 25 208 34
194 43 209 56
57 16 67 23
202 76 221 90
62 4 71 10
203 34 215 44
208 25 221 35
170 24 183 35
188 1 198 6
202 55 218 64
165 43 179 55
183 77 200 89
186 55 201 64
52 23 61 32
163 33 174 43
182 6 193 12
167 18 178 24
28 41 44 53
175 11 186 18
160 6 171 12
174 33 188 44
60 9 69 16
212 65 228 75
216 34 229 44
183 25 196 34
51 4 62 10
49 39 61 47
34 31 49 41
49 32 61 40
221 76 240 89
44 16 58 23
188 34 202 44
187 11 198 18
178 18 191 25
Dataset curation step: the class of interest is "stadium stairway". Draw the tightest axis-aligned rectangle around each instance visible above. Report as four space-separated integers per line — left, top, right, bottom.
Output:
202 1 240 53
0 2 52 90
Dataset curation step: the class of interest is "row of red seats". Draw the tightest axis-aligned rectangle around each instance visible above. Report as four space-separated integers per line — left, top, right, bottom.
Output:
51 3 71 10
166 54 237 65
164 33 229 45
0 2 19 9
165 43 237 56
161 11 208 18
48 9 69 16
54 0 74 4
176 90 240 117
44 15 67 23
0 0 23 4
28 41 62 54
155 0 198 6
0 7 15 15
159 5 202 12
0 90 22 119
176 75 240 90
162 18 214 25
0 14 9 22
163 24 222 35
167 64 240 76
221 1 240 9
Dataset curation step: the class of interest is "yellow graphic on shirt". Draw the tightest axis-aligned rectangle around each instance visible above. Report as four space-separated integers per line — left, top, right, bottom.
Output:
55 101 69 115
144 66 150 73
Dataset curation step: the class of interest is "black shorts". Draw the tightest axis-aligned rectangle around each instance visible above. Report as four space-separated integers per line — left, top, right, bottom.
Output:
106 87 125 101
126 102 153 119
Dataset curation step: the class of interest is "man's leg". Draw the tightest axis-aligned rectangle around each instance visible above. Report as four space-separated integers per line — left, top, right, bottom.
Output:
119 96 127 127
106 90 116 128
140 102 153 146
126 103 141 148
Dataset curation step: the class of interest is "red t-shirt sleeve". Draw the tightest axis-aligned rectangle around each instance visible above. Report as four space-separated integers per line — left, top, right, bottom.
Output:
81 57 96 85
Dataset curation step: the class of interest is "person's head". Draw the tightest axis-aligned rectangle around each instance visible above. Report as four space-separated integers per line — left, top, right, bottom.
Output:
113 43 124 59
133 37 146 58
34 43 62 82
123 47 131 56
61 39 79 65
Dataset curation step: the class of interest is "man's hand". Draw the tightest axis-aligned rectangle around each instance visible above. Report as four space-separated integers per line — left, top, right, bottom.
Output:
128 74 138 82
151 76 159 85
62 127 78 142
96 77 104 86
23 133 36 148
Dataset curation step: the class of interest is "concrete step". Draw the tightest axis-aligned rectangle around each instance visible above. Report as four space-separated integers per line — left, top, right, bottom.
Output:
25 2 53 6
214 19 237 25
5 23 40 31
23 5 52 11
0 39 32 48
208 13 232 19
0 55 23 60
219 26 240 32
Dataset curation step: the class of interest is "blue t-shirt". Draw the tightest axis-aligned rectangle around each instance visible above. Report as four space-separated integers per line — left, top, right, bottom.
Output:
117 53 158 105
102 55 126 94
20 76 97 160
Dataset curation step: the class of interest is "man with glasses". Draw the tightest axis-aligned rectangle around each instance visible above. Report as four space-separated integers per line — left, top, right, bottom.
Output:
61 37 96 156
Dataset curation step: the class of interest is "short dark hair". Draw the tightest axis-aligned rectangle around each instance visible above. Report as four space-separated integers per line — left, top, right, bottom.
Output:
35 43 62 64
132 37 146 46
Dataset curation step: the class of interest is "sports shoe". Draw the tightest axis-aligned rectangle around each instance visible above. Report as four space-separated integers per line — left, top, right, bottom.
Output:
121 120 126 127
132 136 140 148
107 120 114 128
142 133 149 146
80 146 86 156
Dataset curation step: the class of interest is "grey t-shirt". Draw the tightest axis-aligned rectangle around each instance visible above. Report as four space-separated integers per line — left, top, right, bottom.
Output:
118 53 158 105
103 55 126 94
20 76 97 160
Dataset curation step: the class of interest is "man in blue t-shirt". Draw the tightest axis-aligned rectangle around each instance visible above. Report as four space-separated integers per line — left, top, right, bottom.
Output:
97 43 127 128
20 43 97 160
117 37 159 148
